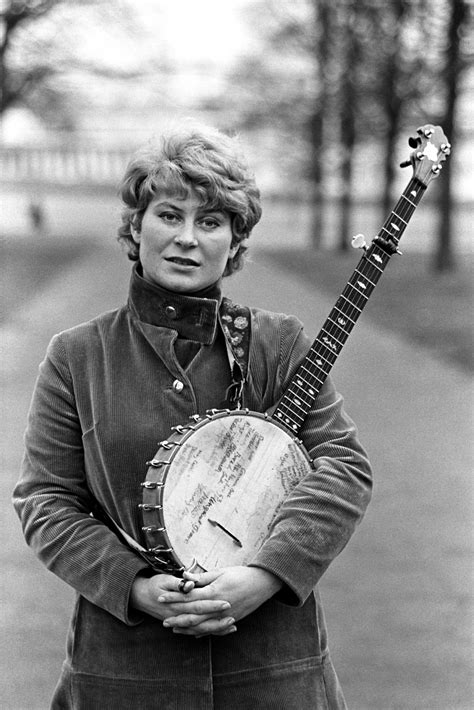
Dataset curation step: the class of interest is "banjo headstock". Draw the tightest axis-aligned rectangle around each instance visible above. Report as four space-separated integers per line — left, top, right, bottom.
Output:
401 124 451 186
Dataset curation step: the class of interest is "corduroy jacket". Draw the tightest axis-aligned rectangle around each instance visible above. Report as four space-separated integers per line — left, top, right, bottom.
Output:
13 265 372 709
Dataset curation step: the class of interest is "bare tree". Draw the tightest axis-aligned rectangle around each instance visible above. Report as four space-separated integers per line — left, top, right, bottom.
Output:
434 0 472 272
0 1 62 116
0 0 148 130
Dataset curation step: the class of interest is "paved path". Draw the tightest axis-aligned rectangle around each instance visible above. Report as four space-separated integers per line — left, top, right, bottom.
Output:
1 240 472 709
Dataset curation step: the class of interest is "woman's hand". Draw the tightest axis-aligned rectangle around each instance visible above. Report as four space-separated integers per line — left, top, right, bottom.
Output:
130 573 236 636
158 566 283 636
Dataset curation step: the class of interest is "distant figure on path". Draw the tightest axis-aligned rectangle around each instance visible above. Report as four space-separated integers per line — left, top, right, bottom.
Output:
28 198 46 234
13 121 372 709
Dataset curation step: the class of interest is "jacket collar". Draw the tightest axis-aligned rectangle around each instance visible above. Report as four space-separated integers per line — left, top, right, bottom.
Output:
128 263 221 345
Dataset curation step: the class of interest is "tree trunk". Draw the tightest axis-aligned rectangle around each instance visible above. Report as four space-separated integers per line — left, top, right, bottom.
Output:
309 109 325 248
309 0 331 249
433 0 467 272
381 0 405 221
337 4 357 252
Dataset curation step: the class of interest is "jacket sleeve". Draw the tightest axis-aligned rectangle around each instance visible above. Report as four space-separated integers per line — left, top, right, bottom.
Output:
249 315 373 605
12 335 150 625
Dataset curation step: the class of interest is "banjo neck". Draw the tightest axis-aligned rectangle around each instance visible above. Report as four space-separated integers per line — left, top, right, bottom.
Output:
273 124 451 435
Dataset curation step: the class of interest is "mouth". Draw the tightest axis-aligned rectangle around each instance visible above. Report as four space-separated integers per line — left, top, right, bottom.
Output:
166 256 200 267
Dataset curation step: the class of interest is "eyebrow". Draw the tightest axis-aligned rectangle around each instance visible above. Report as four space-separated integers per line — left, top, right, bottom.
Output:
154 201 227 216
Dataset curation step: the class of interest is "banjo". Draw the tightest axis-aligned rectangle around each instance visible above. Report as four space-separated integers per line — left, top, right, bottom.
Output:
139 124 450 575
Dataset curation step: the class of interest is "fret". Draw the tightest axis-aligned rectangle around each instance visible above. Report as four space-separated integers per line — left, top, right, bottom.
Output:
366 251 385 270
327 315 352 334
321 327 346 348
381 225 401 242
308 348 333 369
344 282 369 301
301 365 326 384
347 276 374 297
401 193 416 208
274 414 299 432
277 401 305 422
312 342 338 362
292 380 317 401
308 348 333 370
333 306 356 326
326 312 353 332
394 213 408 226
338 294 362 316
354 268 376 288
271 171 433 432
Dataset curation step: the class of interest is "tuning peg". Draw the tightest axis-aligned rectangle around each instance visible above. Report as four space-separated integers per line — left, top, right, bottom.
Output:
441 142 451 155
400 159 411 168
351 234 367 250
408 136 419 149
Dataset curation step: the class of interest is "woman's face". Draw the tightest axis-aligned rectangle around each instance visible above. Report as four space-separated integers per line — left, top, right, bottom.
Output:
132 191 237 293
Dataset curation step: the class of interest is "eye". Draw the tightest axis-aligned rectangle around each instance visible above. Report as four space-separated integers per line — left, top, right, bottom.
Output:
200 216 220 229
159 211 181 224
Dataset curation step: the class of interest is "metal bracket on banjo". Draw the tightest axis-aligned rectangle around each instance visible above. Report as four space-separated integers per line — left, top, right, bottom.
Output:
141 481 164 490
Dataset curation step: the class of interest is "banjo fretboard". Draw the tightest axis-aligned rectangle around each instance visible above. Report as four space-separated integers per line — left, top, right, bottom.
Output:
273 176 427 434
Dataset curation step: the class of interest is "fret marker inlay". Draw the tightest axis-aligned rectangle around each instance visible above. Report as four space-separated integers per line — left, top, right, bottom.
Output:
322 336 337 351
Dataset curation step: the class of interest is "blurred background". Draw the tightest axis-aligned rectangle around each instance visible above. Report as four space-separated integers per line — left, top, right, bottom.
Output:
1 1 473 708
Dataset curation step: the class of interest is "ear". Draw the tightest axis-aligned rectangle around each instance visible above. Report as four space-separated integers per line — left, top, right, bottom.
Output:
229 242 240 258
130 223 140 243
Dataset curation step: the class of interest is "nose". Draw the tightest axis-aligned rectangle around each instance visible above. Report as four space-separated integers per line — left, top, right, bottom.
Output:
174 220 198 248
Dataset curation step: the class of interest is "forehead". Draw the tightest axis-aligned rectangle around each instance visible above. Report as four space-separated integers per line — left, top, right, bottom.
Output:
150 189 225 213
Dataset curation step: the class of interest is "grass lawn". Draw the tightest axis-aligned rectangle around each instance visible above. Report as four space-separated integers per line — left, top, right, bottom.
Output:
2 232 472 373
264 247 473 373
1 237 95 323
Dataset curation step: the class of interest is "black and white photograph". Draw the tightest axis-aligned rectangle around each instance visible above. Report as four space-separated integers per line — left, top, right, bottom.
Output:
1 1 472 708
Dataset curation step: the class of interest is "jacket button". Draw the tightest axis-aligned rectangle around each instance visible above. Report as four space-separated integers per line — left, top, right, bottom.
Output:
165 305 178 319
172 379 184 392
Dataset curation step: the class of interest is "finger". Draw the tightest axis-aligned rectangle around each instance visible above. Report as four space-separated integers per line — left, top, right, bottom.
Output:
164 611 235 629
158 590 230 608
176 622 238 637
177 579 194 595
184 569 222 587
164 602 230 626
169 616 236 634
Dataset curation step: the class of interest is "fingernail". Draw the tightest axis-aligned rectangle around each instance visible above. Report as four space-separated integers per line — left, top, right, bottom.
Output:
227 617 235 625
158 596 166 602
221 602 231 610
228 626 237 633
163 620 170 627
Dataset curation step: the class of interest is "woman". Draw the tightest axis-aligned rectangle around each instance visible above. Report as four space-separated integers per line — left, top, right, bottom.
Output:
13 123 372 709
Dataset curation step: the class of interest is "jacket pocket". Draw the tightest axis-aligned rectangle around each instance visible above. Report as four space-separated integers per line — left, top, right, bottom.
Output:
213 654 347 710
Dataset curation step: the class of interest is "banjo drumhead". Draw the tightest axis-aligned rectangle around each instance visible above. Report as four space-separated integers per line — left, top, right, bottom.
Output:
160 411 312 571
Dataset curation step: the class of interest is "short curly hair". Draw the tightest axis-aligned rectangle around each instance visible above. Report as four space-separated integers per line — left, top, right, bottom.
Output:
117 122 262 276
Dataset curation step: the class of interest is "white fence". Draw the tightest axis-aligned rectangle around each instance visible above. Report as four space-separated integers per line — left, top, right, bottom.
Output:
0 145 132 187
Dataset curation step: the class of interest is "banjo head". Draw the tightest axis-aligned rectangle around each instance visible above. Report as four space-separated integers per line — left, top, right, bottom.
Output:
141 410 312 572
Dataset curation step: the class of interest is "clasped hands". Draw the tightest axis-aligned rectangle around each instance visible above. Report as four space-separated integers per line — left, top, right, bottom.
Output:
130 565 282 637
